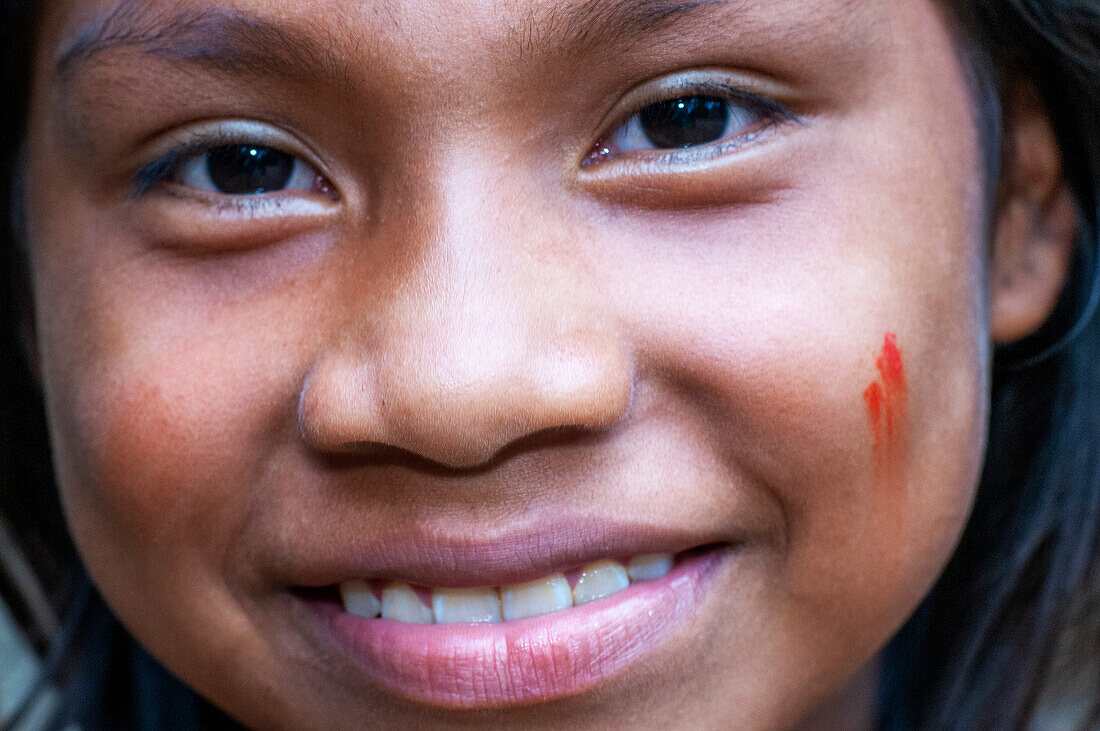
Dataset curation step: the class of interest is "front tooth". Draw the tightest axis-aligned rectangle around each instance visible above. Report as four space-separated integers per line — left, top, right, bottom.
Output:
340 579 381 618
432 587 503 623
500 574 573 620
627 553 674 582
572 560 630 606
381 582 433 623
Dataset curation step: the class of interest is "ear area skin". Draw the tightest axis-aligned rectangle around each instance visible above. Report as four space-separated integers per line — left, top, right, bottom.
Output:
990 82 1080 345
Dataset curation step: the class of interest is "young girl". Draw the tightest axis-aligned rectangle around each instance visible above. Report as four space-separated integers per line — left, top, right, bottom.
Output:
1 0 1098 728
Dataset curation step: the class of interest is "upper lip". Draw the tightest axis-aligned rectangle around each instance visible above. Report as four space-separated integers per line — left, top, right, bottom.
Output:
280 519 737 589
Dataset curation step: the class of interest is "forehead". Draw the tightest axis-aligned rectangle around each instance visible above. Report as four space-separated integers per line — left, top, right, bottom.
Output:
42 0 887 87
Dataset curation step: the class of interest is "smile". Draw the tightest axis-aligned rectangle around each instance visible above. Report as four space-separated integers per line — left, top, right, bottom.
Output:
339 552 676 624
308 544 731 708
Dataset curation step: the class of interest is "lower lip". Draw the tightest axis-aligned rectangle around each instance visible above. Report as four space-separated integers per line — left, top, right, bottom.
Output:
311 547 727 709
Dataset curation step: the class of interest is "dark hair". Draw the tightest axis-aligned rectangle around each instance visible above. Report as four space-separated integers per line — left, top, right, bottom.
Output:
879 2 1100 728
1 1 1097 728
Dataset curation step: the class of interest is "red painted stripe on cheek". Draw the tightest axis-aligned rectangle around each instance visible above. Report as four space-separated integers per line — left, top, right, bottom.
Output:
863 381 884 469
865 333 908 489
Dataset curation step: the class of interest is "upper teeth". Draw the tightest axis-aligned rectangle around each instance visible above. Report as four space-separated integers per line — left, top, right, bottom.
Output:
338 553 674 624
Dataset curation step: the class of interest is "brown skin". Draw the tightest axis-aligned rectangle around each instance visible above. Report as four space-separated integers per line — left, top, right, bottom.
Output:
22 0 1075 728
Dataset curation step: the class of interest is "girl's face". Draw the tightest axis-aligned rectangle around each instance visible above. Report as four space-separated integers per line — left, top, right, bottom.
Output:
26 0 997 726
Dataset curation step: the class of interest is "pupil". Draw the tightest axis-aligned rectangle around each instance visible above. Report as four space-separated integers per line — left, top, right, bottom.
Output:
638 96 730 149
206 145 295 195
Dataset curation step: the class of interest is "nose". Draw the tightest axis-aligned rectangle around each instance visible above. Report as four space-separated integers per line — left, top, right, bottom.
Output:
298 181 632 470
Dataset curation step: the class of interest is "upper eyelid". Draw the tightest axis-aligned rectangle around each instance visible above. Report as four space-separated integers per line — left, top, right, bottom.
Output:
130 122 328 197
591 72 800 147
621 87 795 143
624 82 787 122
595 69 791 120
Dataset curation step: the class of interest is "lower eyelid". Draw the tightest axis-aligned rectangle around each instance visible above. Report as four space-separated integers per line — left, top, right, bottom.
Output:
129 187 342 255
589 111 789 169
573 114 806 210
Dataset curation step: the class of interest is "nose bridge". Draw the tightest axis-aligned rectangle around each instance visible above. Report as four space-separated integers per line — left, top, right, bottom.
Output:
390 234 545 421
299 160 633 468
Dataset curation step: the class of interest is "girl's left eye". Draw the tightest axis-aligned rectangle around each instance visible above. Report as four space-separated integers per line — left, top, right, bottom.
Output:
587 90 791 165
173 144 328 196
620 96 738 150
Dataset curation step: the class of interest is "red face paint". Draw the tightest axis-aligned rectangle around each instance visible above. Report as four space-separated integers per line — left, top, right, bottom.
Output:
863 333 907 489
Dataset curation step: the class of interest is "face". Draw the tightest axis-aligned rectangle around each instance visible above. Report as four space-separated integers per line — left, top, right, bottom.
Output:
25 0 991 727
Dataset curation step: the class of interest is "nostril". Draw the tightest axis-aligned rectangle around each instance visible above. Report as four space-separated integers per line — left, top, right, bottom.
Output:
298 331 632 468
297 357 384 454
535 337 634 431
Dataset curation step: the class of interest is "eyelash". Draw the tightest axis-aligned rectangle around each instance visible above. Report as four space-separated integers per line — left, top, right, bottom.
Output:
131 132 331 199
135 136 227 196
586 82 797 166
131 83 794 198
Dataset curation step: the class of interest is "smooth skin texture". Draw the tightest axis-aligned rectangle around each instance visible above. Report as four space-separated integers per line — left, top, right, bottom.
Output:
22 0 1076 728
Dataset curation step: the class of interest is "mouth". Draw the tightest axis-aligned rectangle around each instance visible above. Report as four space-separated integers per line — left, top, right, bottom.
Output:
336 550 688 624
300 543 732 708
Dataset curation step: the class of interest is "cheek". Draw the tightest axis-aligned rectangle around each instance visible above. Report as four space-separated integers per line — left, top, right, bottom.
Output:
42 290 294 610
42 326 308 725
597 101 989 676
615 249 986 713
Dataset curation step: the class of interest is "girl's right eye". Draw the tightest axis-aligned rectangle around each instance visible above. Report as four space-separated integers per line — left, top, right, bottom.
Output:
134 128 337 200
172 144 330 196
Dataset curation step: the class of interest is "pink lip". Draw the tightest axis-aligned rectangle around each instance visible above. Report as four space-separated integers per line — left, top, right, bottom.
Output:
309 547 727 708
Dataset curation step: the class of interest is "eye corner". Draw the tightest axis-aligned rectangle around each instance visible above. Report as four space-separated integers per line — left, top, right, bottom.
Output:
581 143 613 169
131 151 183 198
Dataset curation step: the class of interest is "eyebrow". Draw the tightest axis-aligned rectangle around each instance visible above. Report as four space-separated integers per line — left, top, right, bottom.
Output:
55 0 729 83
55 1 346 83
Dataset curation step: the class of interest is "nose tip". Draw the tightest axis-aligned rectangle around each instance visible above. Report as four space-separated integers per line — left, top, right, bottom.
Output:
298 331 632 469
